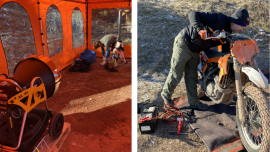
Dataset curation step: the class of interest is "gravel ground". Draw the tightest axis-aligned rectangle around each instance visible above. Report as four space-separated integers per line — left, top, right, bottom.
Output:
137 0 269 151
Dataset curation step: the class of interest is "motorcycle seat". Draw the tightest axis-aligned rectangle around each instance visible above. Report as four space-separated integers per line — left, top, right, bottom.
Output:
203 49 230 59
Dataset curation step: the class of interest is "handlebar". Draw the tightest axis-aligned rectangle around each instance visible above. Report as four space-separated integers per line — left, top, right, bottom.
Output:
205 31 227 40
253 30 270 39
225 36 234 43
205 30 270 42
205 31 235 43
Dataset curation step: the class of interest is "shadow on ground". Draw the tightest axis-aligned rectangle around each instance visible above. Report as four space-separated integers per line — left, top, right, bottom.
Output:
46 57 132 152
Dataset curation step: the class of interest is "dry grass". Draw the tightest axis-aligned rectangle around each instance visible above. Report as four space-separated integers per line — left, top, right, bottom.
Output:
138 0 269 79
137 0 269 151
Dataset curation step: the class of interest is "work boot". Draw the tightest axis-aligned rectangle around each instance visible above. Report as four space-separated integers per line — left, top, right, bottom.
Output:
114 58 118 67
101 57 108 65
189 102 208 110
161 92 174 105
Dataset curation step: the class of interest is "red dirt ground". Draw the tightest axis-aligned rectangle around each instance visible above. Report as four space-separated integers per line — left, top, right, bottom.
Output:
46 57 132 152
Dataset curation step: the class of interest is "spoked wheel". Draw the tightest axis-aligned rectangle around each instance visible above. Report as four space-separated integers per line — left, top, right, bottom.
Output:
49 112 64 139
236 86 270 152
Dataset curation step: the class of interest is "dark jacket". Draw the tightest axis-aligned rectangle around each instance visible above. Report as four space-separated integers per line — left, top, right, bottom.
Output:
180 11 232 53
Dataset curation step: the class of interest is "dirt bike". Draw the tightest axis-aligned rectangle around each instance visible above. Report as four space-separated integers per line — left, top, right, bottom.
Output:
196 29 270 152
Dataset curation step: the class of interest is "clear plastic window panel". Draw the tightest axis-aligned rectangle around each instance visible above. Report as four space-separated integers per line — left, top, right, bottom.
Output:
91 8 131 45
46 5 63 58
0 2 37 76
72 8 85 49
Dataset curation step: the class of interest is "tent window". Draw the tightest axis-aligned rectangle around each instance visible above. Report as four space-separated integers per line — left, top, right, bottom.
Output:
46 5 63 58
92 8 132 45
72 7 85 49
0 2 37 76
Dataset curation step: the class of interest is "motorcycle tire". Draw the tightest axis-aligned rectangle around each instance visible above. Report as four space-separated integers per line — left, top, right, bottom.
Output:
236 86 270 152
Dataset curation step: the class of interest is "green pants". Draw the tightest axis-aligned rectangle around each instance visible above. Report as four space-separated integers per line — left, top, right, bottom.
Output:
162 34 200 105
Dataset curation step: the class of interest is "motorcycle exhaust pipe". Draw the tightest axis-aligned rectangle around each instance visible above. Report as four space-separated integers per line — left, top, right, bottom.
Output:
233 57 246 123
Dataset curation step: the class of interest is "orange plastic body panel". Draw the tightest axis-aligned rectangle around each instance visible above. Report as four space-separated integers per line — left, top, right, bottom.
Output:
218 57 223 72
218 54 230 83
202 55 221 73
218 45 222 52
0 0 132 76
222 54 230 74
231 40 259 65
207 56 220 63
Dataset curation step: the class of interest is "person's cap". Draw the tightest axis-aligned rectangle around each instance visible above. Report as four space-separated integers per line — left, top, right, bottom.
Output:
234 22 247 27
229 8 249 26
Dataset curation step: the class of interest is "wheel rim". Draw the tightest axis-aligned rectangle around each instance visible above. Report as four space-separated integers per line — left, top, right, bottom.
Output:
241 96 262 149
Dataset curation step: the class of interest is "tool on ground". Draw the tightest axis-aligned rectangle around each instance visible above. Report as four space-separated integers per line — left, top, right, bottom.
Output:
139 104 184 135
137 99 150 114
138 106 159 134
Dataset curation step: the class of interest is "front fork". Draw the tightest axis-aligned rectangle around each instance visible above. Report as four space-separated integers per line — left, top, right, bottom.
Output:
233 57 246 123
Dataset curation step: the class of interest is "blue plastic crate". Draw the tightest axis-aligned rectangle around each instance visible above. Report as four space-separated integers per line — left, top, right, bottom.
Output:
80 50 96 64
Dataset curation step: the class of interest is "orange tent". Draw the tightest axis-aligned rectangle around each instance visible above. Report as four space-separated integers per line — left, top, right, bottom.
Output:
0 0 131 76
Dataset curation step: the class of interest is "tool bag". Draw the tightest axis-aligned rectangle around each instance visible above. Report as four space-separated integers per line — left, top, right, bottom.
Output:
69 58 91 73
80 49 96 64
